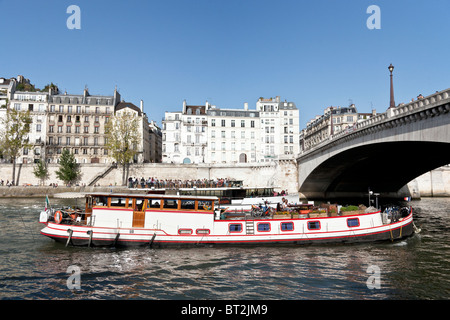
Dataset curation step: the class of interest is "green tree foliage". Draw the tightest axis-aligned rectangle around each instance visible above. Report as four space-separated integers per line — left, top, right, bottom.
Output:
0 108 32 185
33 158 49 186
15 83 36 92
105 111 140 185
40 82 58 93
55 149 81 185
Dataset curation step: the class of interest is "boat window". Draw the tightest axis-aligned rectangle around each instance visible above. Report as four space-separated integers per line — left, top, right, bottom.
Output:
198 200 213 211
257 222 271 232
178 229 192 235
148 199 161 209
281 222 294 231
307 221 321 230
229 223 242 233
180 199 195 210
110 197 127 207
196 229 210 235
92 196 107 207
347 218 360 227
163 199 178 209
135 198 145 211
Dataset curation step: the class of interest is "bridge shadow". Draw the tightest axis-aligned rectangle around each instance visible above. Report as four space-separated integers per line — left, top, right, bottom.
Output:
300 141 450 201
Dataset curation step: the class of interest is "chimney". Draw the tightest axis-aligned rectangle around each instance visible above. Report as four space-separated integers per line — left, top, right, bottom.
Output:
244 102 248 110
140 100 144 112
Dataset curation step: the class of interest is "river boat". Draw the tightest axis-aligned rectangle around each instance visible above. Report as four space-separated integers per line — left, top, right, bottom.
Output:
38 192 416 247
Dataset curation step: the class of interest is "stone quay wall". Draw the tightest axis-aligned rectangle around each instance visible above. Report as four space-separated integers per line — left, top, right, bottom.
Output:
0 161 299 197
0 161 448 198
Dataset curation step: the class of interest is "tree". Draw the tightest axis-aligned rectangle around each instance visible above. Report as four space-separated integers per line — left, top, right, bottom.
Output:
0 108 32 185
105 111 140 186
33 159 49 186
40 82 58 93
55 149 81 186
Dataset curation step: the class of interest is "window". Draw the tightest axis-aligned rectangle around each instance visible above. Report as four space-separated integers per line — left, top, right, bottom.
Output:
347 218 360 227
229 224 242 233
180 199 195 210
178 229 193 235
307 221 321 230
134 198 145 211
92 196 108 206
163 199 178 209
196 229 210 235
148 199 161 209
221 119 226 127
110 197 127 207
241 120 245 127
281 222 294 231
198 200 212 211
257 223 271 232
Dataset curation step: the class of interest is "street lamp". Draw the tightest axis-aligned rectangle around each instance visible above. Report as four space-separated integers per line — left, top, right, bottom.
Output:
388 64 395 109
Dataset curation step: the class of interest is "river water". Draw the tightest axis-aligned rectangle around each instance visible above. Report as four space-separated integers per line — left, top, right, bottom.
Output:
0 197 449 301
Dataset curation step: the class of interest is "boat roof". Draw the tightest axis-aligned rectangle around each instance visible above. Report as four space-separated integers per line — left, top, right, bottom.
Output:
86 192 218 201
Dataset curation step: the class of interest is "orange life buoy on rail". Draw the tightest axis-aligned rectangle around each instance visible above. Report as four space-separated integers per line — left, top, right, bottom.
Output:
54 211 63 224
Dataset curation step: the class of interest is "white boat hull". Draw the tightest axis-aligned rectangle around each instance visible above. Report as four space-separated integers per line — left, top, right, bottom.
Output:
40 210 415 247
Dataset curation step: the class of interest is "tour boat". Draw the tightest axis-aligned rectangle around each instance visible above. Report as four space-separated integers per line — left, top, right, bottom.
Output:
38 192 416 247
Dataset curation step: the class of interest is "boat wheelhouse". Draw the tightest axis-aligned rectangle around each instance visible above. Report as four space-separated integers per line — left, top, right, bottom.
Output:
39 192 416 247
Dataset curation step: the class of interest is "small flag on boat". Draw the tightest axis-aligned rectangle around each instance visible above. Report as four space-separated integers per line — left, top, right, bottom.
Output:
403 197 411 201
45 195 50 211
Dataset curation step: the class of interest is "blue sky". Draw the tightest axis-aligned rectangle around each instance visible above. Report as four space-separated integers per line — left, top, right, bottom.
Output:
1 0 449 129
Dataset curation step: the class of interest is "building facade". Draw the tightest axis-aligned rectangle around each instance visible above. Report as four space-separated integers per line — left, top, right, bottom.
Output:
1 76 160 165
300 105 377 152
45 88 121 164
6 90 49 164
162 96 300 164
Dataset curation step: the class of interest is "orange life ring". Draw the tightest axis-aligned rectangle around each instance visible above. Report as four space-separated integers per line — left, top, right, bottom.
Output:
54 211 63 224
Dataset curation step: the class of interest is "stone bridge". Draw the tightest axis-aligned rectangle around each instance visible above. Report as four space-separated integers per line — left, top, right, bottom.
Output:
297 88 450 200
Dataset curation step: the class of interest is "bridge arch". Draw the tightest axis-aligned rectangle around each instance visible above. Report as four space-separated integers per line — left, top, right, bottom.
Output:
299 141 450 200
298 88 450 200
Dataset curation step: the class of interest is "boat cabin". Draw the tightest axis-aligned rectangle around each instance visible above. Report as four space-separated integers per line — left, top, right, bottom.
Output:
82 192 218 230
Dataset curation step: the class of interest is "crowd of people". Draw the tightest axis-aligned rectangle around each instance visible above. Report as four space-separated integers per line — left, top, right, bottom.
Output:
127 177 241 189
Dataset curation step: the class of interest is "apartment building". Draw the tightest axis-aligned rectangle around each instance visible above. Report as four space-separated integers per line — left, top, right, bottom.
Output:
162 96 300 164
300 104 377 152
6 90 49 164
1 77 160 165
46 88 121 164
